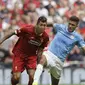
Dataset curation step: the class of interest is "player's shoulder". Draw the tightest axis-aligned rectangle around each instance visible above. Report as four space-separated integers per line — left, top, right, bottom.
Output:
22 24 34 29
74 31 81 36
21 24 34 33
53 23 67 31
74 31 83 40
43 31 49 39
53 23 66 28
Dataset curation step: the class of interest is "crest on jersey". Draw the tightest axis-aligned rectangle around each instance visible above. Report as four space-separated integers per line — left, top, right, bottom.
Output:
70 35 74 39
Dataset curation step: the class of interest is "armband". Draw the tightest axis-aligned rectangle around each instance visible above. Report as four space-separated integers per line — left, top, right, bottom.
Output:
15 30 17 34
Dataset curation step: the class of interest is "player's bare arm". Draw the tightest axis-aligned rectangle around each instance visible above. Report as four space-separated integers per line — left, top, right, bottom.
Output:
81 46 85 54
37 48 43 56
37 47 44 62
0 29 16 44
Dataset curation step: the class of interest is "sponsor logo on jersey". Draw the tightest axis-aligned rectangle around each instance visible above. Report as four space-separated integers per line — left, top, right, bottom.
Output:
28 40 42 46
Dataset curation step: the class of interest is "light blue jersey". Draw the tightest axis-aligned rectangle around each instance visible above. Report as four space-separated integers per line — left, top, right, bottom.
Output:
48 24 85 62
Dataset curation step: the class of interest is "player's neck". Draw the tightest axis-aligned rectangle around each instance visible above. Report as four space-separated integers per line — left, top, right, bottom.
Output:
35 27 43 36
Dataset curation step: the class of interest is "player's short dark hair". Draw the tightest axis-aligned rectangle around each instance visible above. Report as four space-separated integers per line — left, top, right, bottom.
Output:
69 16 79 24
37 16 47 24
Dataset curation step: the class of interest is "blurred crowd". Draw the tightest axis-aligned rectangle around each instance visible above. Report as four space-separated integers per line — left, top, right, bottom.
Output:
0 0 85 68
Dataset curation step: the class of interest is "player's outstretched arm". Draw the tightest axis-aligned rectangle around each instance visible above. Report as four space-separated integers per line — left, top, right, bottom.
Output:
80 46 85 55
0 29 15 44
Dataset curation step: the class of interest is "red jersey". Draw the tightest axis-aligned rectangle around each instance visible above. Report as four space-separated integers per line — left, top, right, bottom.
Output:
12 24 49 57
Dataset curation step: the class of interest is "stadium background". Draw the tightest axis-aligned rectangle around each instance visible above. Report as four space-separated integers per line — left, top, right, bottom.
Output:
0 0 85 85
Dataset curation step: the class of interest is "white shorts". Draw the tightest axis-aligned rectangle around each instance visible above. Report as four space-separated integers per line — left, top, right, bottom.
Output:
43 50 64 79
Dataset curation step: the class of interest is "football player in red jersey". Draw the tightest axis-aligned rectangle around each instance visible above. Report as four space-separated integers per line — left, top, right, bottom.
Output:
0 16 49 85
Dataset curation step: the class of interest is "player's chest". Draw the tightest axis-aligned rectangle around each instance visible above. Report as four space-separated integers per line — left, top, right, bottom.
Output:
57 32 77 45
25 33 44 46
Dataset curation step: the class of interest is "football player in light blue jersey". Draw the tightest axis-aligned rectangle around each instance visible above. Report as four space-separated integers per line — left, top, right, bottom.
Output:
32 16 85 85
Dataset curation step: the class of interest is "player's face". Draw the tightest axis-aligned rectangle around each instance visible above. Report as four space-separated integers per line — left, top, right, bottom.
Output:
68 20 78 32
37 21 47 34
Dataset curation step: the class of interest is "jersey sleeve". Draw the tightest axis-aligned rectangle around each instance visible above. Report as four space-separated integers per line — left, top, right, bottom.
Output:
40 36 49 49
53 23 64 33
15 29 23 37
77 35 85 48
15 24 31 37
